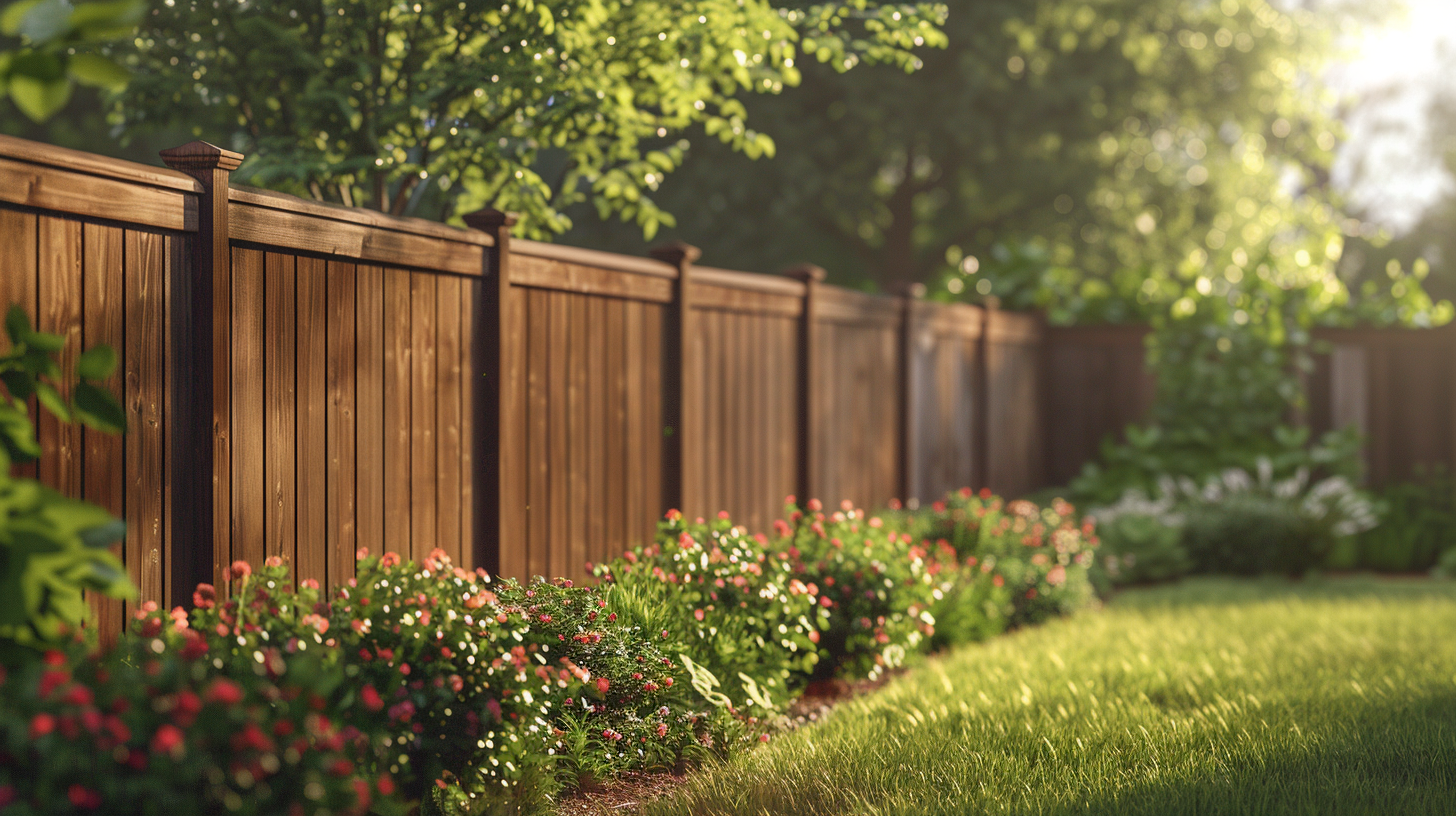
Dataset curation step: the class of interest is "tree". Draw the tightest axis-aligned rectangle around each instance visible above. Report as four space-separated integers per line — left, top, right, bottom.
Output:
0 0 142 121
111 0 945 237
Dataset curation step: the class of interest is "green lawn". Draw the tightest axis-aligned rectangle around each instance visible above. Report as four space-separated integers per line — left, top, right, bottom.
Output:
640 577 1456 816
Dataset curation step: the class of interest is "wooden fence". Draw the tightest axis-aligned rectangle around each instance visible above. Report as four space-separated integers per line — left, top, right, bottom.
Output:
12 134 1452 640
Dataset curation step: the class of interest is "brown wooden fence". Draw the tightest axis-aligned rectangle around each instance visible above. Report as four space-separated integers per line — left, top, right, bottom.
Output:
9 134 1454 640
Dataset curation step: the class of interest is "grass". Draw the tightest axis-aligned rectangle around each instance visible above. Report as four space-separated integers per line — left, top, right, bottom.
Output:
637 576 1456 816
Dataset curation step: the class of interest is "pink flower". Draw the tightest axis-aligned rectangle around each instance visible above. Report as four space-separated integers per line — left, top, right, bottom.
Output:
596 677 611 695
30 713 56 739
265 555 283 568
204 678 244 706
380 552 401 568
300 578 320 590
229 560 251 580
192 583 216 609
151 724 186 759
693 608 705 621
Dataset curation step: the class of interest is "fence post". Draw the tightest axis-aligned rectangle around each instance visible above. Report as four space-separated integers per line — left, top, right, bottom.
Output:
159 141 242 604
650 242 701 517
894 282 926 507
973 296 998 493
462 209 520 577
786 264 826 506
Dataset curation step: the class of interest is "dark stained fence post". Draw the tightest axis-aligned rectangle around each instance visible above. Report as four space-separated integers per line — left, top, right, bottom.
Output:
786 264 826 506
650 242 701 517
159 141 242 604
462 209 519 576
973 296 997 492
895 282 926 507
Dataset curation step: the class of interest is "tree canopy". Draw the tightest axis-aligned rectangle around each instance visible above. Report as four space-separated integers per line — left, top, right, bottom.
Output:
110 0 945 237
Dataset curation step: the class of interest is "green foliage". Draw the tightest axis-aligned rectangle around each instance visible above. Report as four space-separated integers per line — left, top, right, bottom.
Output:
1090 510 1189 588
0 0 142 121
0 641 384 815
0 304 131 661
1344 468 1456 573
772 499 941 680
111 0 944 236
593 510 820 717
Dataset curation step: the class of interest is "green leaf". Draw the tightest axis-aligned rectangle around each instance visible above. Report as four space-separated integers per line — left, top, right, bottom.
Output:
32 381 69 422
4 304 32 344
0 0 44 36
23 329 65 352
68 0 144 36
76 344 117 380
12 0 72 42
73 382 125 433
67 53 129 90
77 518 126 549
8 73 72 122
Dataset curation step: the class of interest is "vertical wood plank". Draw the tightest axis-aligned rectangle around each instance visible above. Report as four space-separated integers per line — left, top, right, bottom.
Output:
326 260 357 589
36 217 83 496
606 298 629 557
296 256 328 587
640 305 664 541
355 266 385 558
82 222 125 642
383 268 413 557
264 252 297 575
0 209 38 480
522 289 550 580
586 297 607 569
700 311 720 519
544 290 569 579
617 298 640 542
436 275 463 566
463 277 489 571
565 294 587 581
231 248 267 582
410 273 438 560
125 230 166 608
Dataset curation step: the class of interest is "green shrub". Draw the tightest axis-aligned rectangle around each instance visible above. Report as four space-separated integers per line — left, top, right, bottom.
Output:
924 489 1098 628
773 499 942 680
1350 468 1456 572
0 305 131 661
593 510 819 718
1182 493 1323 576
0 640 384 816
1087 492 1190 587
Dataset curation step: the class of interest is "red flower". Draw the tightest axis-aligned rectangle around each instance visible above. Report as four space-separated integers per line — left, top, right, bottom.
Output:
62 684 94 708
151 724 186 759
329 758 354 777
376 776 396 796
360 685 384 711
380 552 401 568
30 713 56 739
204 678 244 706
352 778 372 811
67 784 101 810
180 631 209 661
595 677 611 695
265 555 283 568
230 560 252 580
42 650 67 667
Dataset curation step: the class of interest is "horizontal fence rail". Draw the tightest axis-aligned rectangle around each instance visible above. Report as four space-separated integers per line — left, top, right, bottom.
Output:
5 134 1449 641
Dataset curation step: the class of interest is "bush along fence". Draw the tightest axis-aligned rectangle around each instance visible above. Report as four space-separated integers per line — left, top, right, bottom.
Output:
1 492 1099 816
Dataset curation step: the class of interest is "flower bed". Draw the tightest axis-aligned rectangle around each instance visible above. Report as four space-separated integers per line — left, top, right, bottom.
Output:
1 492 1097 815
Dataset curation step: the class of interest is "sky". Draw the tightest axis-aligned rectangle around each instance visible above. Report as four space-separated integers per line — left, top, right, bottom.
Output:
1326 0 1456 233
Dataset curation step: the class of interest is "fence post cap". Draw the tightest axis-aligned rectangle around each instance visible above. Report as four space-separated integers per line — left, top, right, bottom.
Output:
649 241 701 266
783 263 827 283
159 141 243 172
462 209 520 230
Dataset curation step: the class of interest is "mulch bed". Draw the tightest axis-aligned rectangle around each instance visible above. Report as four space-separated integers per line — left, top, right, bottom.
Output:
553 672 900 815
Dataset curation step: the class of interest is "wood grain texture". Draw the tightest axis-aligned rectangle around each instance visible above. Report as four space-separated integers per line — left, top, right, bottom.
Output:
125 230 166 609
382 269 413 557
0 208 38 480
565 294 587 580
354 266 385 558
606 298 629 562
586 297 607 569
544 290 568 580
495 279 526 577
0 134 201 192
435 275 463 566
82 222 125 642
0 157 197 232
326 260 357 589
36 216 83 497
231 248 267 583
231 201 483 276
296 255 328 587
511 254 673 302
410 273 438 560
522 288 550 581
264 252 297 575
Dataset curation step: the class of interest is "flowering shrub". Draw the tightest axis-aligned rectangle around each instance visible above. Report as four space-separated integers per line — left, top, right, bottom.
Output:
773 498 942 680
0 641 383 816
925 488 1098 627
593 510 819 717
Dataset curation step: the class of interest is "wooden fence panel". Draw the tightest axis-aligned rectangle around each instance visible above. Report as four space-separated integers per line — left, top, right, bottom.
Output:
811 287 902 511
904 300 983 506
984 309 1043 499
688 274 802 532
1040 325 1154 487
